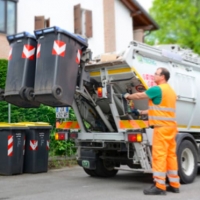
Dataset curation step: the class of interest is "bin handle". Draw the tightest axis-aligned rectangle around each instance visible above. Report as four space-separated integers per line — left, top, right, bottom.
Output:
34 26 59 38
7 32 34 42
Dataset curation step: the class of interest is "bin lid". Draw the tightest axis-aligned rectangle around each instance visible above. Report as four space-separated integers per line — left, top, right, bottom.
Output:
34 26 88 48
17 122 52 129
0 122 28 129
7 32 36 44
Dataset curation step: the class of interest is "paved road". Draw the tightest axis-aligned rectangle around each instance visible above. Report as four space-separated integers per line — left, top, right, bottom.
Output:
0 166 200 200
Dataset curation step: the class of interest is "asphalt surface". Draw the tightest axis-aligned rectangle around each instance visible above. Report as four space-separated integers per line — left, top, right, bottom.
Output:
0 166 200 200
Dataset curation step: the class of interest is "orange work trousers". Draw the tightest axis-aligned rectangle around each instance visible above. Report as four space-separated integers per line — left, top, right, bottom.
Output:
152 126 180 190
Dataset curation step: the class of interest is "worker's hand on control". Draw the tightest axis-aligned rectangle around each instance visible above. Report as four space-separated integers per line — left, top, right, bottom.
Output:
123 93 130 100
131 109 141 116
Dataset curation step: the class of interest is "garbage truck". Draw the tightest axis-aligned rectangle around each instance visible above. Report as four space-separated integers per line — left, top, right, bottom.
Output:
5 27 200 184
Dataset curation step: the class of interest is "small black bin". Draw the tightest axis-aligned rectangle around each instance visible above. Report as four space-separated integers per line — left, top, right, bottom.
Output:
21 122 52 173
0 123 27 175
34 26 88 107
4 32 40 108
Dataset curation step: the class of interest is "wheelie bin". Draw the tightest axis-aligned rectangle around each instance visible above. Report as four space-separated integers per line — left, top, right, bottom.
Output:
34 26 88 107
18 122 52 173
0 123 27 175
4 32 40 108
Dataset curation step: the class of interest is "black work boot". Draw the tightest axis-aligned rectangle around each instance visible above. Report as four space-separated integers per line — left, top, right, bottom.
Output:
167 185 180 193
143 185 166 195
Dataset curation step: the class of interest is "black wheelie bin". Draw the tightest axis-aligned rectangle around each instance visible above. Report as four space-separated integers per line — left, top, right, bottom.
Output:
18 122 52 173
34 26 88 107
4 32 40 108
0 123 27 175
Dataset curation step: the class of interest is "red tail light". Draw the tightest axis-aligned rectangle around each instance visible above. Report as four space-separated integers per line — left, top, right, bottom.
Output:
55 132 67 140
128 133 142 142
97 87 103 97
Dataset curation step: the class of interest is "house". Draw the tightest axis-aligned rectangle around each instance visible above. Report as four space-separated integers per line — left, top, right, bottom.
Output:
0 0 158 59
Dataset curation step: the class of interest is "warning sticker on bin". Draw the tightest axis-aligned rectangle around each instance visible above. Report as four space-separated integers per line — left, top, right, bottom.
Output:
8 48 12 60
7 135 13 156
76 49 82 64
22 45 35 60
30 140 38 151
52 40 66 57
37 44 41 58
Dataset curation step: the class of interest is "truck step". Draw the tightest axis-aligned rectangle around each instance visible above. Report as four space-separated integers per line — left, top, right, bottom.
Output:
114 167 152 173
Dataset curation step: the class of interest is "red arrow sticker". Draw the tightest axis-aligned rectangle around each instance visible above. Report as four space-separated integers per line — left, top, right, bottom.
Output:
46 140 50 150
76 49 82 64
30 140 38 151
52 40 66 57
22 45 35 60
8 48 12 60
37 44 41 58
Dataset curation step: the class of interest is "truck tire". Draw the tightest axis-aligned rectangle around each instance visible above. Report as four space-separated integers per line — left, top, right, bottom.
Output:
95 158 118 177
177 140 198 184
83 168 97 177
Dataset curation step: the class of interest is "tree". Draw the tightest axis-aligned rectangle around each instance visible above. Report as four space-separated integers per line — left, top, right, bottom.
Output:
145 0 200 54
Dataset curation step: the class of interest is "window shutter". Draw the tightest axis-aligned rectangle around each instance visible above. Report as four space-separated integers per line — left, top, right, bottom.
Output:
74 4 82 34
45 18 50 28
85 10 93 38
34 16 45 30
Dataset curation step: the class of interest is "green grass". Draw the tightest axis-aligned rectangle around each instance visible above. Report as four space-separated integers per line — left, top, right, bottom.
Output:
48 157 78 169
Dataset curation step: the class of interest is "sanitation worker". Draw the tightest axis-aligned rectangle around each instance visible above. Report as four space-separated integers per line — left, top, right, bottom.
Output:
124 67 180 195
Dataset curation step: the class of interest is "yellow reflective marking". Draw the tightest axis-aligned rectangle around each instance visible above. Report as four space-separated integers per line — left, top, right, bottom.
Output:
190 126 200 129
131 66 148 89
123 121 133 129
56 121 80 129
108 68 131 74
90 67 131 77
135 120 147 128
90 71 100 76
178 125 200 129
178 125 187 128
120 120 148 129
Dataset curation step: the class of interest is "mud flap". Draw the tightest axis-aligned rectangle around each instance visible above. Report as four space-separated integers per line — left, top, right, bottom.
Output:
77 149 97 170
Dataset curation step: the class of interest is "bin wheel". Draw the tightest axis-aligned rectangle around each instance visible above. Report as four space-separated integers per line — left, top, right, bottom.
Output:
19 87 27 99
52 85 62 99
24 87 34 101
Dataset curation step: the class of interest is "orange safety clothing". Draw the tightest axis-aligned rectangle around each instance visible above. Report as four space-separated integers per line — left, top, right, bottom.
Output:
148 84 176 127
148 83 180 190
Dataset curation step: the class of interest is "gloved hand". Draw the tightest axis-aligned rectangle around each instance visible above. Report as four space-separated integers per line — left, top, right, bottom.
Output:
131 109 141 116
123 93 130 100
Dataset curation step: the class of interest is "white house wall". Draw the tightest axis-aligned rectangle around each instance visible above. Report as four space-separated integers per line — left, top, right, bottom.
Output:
115 0 133 53
17 0 104 57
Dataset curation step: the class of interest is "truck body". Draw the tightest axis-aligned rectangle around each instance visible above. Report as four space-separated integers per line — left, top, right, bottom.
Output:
5 28 200 184
56 41 200 184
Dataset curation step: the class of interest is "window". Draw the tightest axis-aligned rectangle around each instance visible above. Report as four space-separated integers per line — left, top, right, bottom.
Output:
74 4 93 38
34 16 50 30
0 0 17 35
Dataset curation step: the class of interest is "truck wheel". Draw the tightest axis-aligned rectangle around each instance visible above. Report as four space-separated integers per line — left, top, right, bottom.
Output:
95 158 118 177
177 140 198 184
83 168 97 177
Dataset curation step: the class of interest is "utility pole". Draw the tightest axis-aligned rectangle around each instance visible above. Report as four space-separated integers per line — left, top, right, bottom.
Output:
8 103 11 123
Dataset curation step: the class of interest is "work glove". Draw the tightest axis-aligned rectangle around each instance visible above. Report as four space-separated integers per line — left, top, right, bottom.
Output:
123 93 130 100
131 109 141 116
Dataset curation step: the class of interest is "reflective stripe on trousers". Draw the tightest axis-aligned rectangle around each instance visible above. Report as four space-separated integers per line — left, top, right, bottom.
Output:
167 170 180 188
